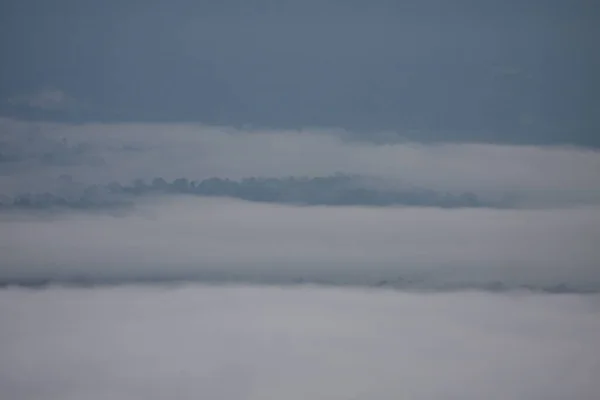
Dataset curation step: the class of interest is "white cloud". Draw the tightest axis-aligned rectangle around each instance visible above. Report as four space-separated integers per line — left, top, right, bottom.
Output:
0 285 598 400
1 118 599 207
1 197 598 288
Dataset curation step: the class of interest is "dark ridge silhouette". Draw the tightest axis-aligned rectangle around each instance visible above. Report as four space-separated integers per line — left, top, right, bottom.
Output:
1 276 597 295
0 175 498 211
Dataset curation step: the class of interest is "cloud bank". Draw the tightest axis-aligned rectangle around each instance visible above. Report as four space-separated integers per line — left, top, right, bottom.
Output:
1 197 598 291
1 118 599 289
1 118 599 208
1 285 599 400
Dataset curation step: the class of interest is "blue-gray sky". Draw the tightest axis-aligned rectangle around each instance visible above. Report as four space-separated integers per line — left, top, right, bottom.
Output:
1 0 598 145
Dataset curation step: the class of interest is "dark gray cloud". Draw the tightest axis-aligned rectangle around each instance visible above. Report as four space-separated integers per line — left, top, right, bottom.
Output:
0 175 488 211
1 286 599 400
1 0 598 145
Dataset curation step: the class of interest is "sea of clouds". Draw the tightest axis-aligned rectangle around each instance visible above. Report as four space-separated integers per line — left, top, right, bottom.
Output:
1 285 599 400
1 117 599 289
1 117 599 399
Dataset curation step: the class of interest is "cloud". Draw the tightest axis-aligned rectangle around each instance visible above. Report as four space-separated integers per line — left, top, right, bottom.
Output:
1 118 598 290
0 285 599 400
7 89 77 111
0 175 489 210
1 118 599 207
1 197 598 290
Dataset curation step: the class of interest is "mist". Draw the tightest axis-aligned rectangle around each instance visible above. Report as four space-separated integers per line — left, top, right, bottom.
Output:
2 118 600 208
1 196 598 291
1 285 599 400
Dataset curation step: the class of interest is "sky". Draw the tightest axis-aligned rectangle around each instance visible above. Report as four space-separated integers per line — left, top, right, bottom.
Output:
1 0 599 145
1 1 599 399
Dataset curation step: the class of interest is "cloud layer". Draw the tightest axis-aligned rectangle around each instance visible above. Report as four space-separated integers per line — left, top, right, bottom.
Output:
1 285 599 400
1 197 598 290
2 118 599 207
2 3 597 398
1 118 599 289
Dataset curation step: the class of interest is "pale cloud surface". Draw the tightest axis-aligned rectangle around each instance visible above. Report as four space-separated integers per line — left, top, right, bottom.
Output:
1 286 599 400
1 115 600 399
1 1 599 398
1 197 599 291
1 118 599 206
